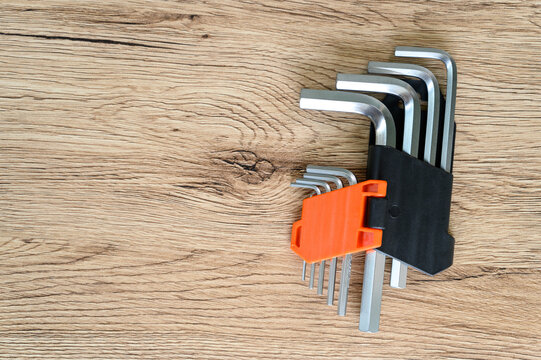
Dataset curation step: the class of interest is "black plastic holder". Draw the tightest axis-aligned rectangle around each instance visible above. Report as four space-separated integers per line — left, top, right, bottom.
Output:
365 78 455 275
366 145 454 275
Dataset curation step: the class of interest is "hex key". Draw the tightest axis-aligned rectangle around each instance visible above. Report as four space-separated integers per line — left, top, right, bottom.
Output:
298 89 396 327
305 165 356 186
303 173 343 304
294 179 332 293
300 90 396 147
365 62 441 289
394 46 457 173
290 183 321 196
335 74 421 158
294 179 331 194
335 74 422 292
290 183 320 282
303 173 343 190
304 166 355 307
359 248 386 332
295 179 331 288
367 62 440 165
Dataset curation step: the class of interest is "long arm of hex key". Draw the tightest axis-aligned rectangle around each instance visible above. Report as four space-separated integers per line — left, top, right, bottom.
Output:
303 172 343 305
293 179 331 292
394 46 457 173
290 183 321 281
358 248 386 332
299 89 396 327
365 62 441 289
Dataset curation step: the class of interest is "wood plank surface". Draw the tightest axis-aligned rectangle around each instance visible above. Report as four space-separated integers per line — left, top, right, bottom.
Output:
1 1 540 358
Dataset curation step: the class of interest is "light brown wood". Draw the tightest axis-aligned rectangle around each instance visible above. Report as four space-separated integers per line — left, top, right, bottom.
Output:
1 1 540 358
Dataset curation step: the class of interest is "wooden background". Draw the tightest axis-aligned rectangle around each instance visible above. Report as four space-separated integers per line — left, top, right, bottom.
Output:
1 1 540 358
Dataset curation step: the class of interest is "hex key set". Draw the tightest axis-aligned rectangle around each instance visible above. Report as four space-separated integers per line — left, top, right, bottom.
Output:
290 46 457 332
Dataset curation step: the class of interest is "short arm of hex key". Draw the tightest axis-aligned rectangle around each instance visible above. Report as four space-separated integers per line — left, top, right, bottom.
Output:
394 46 457 173
299 89 396 321
299 90 396 148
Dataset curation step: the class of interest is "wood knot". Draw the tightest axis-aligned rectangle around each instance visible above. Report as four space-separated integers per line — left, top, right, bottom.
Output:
220 150 275 185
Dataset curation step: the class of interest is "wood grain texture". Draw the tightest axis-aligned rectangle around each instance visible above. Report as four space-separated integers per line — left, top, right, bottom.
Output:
1 0 540 358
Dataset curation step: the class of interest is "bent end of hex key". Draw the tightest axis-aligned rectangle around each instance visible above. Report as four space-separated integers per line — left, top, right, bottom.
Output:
334 75 418 157
305 165 356 186
300 89 396 148
303 173 343 190
290 182 321 195
394 46 457 172
294 179 331 194
367 61 441 166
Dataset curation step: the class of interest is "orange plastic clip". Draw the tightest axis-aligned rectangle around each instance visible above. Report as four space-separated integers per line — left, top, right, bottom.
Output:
291 180 387 263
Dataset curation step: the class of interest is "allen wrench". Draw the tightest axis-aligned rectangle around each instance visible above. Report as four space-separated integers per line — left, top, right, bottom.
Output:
290 183 320 282
289 47 458 333
293 179 331 291
367 62 440 165
394 46 457 173
298 89 396 325
302 173 343 301
364 62 441 289
303 171 343 305
303 166 355 306
335 74 420 158
335 74 421 292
